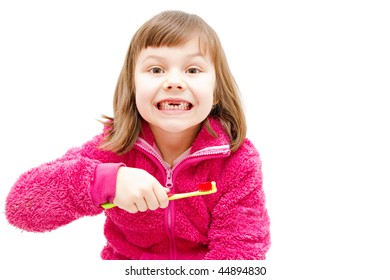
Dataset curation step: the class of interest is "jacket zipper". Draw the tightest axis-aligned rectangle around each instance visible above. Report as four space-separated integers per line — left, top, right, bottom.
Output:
165 168 176 260
134 139 230 259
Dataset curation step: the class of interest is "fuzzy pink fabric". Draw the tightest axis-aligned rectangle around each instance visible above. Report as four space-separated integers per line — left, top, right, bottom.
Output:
6 118 270 259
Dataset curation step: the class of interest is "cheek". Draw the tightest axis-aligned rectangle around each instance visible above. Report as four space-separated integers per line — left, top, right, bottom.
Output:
135 93 153 122
135 74 161 97
202 77 216 106
135 79 155 102
134 85 152 115
195 84 214 114
134 93 144 115
203 92 214 107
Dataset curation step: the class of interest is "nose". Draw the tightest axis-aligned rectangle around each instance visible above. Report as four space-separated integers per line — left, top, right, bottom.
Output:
163 72 186 91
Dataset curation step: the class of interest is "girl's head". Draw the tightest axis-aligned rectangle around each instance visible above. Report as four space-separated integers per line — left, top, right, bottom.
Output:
101 10 246 154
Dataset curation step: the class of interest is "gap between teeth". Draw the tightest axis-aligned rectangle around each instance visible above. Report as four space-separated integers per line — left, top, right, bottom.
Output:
159 101 190 110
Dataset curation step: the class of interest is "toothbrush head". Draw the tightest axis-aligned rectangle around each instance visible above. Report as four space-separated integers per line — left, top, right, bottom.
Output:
197 181 217 194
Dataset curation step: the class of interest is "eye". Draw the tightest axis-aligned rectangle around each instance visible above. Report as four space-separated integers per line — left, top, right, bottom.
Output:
148 67 165 74
186 67 201 74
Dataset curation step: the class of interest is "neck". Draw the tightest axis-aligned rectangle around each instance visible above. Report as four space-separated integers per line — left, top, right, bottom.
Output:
150 125 200 166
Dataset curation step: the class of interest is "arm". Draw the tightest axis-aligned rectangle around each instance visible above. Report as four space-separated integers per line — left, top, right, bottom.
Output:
5 133 126 232
204 144 271 260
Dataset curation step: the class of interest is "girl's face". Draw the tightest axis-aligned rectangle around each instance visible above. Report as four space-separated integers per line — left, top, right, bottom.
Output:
134 37 216 136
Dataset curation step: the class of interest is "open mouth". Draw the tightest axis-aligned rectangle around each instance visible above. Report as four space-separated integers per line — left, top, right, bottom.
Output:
157 101 193 111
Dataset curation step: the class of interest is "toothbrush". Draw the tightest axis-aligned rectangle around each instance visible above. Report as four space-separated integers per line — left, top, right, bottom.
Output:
167 181 217 201
101 181 217 209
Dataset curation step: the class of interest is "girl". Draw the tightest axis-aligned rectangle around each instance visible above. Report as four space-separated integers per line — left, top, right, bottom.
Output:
5 10 270 260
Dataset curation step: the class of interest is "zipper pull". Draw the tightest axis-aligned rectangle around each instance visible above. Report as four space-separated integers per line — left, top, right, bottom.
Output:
166 169 173 189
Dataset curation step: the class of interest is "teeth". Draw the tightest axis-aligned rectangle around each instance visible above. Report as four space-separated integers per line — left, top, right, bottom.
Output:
158 101 191 110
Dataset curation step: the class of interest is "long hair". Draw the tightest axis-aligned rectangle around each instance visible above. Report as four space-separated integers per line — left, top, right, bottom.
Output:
100 10 246 154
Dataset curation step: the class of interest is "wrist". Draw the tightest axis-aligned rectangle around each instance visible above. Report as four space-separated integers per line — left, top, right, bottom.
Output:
91 162 125 206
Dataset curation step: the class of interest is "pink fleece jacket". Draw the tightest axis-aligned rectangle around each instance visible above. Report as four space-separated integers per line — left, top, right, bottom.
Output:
5 118 270 260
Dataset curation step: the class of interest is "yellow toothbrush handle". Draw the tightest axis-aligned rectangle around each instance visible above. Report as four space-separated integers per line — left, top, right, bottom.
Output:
167 191 201 201
101 202 116 209
101 191 198 208
101 182 216 208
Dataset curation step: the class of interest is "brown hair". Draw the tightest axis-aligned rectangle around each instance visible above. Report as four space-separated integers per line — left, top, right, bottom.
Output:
100 10 246 154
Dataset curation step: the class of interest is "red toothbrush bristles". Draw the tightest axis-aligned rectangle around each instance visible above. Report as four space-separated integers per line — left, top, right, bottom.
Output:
197 182 213 192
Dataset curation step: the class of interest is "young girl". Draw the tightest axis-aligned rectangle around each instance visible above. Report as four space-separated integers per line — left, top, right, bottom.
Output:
5 10 270 260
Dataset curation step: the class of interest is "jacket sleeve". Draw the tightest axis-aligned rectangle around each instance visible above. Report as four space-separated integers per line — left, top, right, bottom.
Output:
204 141 271 260
5 132 126 233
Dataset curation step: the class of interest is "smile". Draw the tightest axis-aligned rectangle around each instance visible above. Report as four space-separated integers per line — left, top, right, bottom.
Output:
157 100 193 111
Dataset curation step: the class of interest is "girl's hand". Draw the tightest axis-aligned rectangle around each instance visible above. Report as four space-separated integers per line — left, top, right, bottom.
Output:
113 167 170 213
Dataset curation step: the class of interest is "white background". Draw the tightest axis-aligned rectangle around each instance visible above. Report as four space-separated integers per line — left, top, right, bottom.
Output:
1 0 389 279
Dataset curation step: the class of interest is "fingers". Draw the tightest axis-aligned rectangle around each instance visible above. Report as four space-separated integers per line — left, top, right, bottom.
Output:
153 186 170 209
114 167 171 214
120 197 155 213
143 190 160 211
119 187 170 214
125 203 139 214
138 184 170 211
126 186 170 213
134 197 149 212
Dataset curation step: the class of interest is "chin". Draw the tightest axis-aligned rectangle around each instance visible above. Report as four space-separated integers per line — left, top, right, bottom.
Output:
156 120 201 135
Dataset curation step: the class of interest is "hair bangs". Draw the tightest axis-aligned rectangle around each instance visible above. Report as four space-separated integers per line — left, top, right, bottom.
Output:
133 11 218 59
